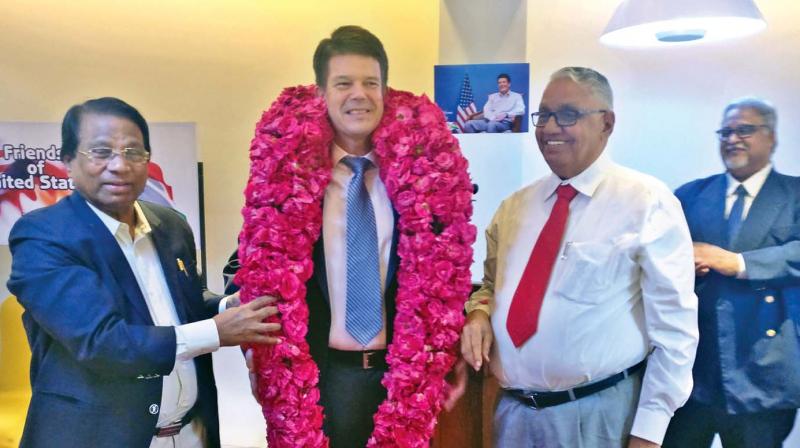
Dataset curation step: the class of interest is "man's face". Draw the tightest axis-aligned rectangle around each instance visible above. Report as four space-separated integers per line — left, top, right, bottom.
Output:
535 78 614 179
498 77 510 94
65 113 148 221
320 53 385 154
719 107 775 181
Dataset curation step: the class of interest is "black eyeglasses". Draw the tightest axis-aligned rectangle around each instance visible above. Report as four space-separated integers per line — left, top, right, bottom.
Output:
715 124 771 141
78 147 151 165
531 109 607 127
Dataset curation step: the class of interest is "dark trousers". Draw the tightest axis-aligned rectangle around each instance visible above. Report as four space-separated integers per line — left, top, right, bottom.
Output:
319 357 387 448
663 399 796 448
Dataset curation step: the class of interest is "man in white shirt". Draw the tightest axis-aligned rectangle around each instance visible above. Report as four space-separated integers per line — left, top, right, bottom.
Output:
464 73 526 133
663 98 800 447
8 97 279 448
461 67 698 447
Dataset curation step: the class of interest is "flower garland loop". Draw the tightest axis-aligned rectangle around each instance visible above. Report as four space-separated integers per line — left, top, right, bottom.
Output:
236 85 476 447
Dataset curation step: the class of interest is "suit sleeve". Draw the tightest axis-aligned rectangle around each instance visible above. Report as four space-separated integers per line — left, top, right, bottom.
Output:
7 217 177 378
741 230 800 283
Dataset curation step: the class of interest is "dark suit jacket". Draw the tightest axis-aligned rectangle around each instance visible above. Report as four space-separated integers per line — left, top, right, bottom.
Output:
226 216 401 369
7 192 221 447
675 169 800 413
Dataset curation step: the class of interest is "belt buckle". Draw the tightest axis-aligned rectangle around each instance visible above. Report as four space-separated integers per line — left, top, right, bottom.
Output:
524 392 540 409
362 351 374 370
155 422 182 438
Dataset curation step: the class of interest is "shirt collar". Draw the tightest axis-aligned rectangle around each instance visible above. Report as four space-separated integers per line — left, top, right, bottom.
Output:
331 143 379 168
85 200 151 239
542 152 612 201
725 162 772 198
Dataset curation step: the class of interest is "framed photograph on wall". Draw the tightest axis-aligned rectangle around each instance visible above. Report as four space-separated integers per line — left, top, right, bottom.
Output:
434 63 530 134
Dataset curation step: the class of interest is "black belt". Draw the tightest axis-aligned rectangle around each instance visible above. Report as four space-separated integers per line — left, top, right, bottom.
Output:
505 359 646 409
328 348 388 370
154 406 197 438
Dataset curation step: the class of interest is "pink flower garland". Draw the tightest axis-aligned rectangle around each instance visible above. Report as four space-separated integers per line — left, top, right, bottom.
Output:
236 85 476 447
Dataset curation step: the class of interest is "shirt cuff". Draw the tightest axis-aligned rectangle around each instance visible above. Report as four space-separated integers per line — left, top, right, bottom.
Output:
465 293 492 316
175 319 221 362
630 406 672 445
218 296 229 314
735 253 747 279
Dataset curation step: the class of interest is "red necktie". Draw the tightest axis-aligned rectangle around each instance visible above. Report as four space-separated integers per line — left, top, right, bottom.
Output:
507 184 579 347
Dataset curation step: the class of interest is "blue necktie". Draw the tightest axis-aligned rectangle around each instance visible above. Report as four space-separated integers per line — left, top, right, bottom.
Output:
341 156 383 346
727 184 748 245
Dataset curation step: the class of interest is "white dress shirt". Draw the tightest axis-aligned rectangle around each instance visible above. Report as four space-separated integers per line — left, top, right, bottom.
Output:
467 154 699 444
324 144 395 350
725 163 773 278
483 90 525 121
87 202 220 448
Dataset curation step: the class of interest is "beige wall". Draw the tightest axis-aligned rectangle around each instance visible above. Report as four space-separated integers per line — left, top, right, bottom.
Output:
0 0 439 295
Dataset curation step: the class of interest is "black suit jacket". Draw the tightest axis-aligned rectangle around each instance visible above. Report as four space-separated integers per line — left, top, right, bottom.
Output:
8 192 221 447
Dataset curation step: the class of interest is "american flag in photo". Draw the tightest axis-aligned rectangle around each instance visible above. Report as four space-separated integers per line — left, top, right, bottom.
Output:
455 73 477 133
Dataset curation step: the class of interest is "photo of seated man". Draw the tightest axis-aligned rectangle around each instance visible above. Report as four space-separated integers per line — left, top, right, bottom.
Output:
464 73 526 133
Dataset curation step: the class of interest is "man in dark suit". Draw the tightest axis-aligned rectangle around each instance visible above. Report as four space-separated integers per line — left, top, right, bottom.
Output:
239 26 465 447
664 97 800 447
8 97 278 448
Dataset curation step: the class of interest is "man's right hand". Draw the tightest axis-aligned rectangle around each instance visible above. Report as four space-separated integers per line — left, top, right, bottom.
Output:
213 295 280 346
245 348 261 405
461 310 493 371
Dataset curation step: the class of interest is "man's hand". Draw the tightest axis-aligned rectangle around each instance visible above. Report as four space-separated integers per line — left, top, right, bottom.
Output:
495 112 508 121
213 295 280 346
461 310 493 371
245 348 261 405
442 359 468 411
693 242 740 277
628 435 659 448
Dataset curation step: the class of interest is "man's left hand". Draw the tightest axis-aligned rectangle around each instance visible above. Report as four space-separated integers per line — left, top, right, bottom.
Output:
442 359 468 411
628 435 660 448
495 112 507 121
693 242 740 277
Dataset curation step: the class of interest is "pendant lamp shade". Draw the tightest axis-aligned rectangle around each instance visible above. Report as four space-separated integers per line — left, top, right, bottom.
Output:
600 0 766 48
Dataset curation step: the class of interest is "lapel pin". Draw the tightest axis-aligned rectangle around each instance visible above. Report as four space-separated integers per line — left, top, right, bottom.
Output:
177 258 189 277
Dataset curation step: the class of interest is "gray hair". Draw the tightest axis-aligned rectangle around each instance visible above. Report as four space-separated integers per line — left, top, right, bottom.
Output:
550 67 614 109
722 97 777 132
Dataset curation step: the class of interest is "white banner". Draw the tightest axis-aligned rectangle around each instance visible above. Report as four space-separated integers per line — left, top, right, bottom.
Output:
0 122 200 246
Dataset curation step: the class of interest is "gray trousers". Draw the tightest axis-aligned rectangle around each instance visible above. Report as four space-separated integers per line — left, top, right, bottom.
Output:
494 371 642 448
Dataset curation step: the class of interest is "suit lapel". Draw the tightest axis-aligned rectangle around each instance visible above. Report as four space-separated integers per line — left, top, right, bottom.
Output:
139 202 191 323
312 232 330 303
386 208 400 289
68 193 154 324
693 175 728 247
732 170 787 252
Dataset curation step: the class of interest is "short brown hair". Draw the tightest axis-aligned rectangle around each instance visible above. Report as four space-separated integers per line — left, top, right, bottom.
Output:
313 25 388 87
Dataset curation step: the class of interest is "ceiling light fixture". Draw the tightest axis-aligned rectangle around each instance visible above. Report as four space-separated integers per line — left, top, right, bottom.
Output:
600 0 766 48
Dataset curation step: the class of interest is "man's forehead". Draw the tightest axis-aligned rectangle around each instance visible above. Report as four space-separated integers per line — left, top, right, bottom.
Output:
539 80 596 108
724 107 763 124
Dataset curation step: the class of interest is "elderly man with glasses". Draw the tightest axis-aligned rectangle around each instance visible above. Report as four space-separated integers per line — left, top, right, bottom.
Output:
663 98 800 448
7 97 280 448
461 66 699 448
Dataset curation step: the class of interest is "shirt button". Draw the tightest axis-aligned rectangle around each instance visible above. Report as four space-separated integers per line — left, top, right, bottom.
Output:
766 329 777 338
764 295 775 303
149 404 160 415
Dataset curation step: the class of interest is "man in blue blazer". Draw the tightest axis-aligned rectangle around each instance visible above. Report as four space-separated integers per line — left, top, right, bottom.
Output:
664 97 800 447
8 97 278 448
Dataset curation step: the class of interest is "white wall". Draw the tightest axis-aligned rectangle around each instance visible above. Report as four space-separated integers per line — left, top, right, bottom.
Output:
525 0 800 188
